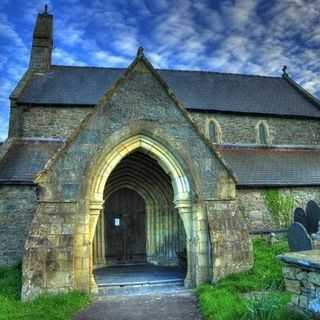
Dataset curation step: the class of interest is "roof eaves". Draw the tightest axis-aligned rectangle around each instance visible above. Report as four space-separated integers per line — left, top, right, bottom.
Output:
0 180 36 186
217 143 320 151
237 183 320 188
186 108 320 119
15 102 95 108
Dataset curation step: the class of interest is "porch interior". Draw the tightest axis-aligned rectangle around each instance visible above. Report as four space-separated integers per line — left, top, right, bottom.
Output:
92 151 189 294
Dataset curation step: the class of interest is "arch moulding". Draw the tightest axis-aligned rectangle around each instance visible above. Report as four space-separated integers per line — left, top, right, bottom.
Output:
85 134 195 291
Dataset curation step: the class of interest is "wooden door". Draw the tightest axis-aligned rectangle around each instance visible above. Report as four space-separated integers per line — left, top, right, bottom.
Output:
105 188 146 264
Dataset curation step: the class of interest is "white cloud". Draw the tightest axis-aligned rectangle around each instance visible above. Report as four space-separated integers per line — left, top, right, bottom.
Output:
53 48 87 66
0 0 319 143
93 50 130 66
0 13 25 48
0 112 8 142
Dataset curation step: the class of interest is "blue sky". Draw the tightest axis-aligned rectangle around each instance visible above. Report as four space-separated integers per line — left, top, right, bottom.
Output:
0 0 319 141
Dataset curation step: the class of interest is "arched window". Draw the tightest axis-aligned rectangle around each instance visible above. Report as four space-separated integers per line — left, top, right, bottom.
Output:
257 122 269 144
207 119 221 143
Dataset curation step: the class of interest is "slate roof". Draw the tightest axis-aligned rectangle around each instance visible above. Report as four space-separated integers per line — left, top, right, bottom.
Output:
0 139 63 184
216 145 320 187
16 65 320 118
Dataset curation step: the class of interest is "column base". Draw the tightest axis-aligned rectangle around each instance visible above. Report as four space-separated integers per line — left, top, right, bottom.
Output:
184 277 193 289
90 274 99 294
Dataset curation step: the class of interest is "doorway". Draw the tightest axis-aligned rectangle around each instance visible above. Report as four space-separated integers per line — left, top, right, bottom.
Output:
105 188 146 265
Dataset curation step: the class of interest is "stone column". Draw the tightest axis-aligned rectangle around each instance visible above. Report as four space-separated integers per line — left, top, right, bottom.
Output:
175 199 193 288
93 213 106 267
195 202 210 285
89 200 104 293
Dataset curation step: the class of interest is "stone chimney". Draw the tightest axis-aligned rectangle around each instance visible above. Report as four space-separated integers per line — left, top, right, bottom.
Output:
29 5 53 72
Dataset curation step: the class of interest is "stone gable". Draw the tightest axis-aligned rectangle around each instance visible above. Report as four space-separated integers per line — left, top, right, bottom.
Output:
36 56 235 201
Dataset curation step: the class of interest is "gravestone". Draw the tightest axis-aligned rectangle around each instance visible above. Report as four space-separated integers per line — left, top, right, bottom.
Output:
288 222 313 252
293 208 308 230
306 200 320 235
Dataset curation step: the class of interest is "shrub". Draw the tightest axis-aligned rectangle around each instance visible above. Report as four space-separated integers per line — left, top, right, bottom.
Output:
264 190 294 227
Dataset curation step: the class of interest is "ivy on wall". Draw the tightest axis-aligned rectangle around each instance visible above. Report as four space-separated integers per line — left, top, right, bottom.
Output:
264 190 294 228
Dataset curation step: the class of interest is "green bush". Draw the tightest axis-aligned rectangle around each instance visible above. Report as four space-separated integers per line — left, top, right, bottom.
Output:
0 265 90 320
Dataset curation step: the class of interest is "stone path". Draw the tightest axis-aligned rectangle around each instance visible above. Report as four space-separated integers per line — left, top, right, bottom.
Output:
74 292 202 320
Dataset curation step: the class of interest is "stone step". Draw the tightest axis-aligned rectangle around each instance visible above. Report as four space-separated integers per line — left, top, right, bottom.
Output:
98 278 186 296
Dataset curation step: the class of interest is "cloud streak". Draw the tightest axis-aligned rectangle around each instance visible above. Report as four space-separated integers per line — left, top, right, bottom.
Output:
0 0 319 141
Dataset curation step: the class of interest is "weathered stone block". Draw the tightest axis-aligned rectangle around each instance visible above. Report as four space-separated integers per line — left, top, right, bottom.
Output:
285 279 301 294
283 266 299 279
299 295 308 309
296 271 308 281
0 186 37 266
46 271 73 288
309 272 320 286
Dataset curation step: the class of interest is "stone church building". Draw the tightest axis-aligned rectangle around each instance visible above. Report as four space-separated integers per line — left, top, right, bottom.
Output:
1 9 320 300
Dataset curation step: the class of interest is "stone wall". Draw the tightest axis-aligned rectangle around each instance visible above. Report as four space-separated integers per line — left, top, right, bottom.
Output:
237 188 320 231
279 251 320 317
190 112 320 145
284 266 320 314
19 106 92 139
10 106 320 145
0 185 37 266
207 200 253 281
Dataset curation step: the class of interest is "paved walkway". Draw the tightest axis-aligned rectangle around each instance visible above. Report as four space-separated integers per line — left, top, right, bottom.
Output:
74 292 202 320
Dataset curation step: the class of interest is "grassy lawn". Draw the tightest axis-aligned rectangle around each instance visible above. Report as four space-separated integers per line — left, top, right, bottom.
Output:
0 265 90 320
197 239 310 320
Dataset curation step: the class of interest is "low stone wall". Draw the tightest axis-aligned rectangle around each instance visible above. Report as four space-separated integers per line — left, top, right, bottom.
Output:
0 185 37 266
278 250 320 317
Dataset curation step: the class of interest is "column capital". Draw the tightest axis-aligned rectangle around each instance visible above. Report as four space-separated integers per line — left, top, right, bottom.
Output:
174 198 192 211
89 200 104 213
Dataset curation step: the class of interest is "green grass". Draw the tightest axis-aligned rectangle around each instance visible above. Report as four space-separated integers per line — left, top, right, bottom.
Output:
197 239 310 320
0 265 90 320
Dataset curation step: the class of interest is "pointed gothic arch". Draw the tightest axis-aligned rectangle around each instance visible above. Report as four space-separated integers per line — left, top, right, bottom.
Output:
85 134 195 292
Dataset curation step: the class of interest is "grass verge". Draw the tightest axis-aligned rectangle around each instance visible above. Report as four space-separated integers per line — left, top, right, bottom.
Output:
197 239 310 320
0 265 90 320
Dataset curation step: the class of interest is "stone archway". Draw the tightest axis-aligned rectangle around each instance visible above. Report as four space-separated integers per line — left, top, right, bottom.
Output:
93 151 186 269
85 135 194 292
